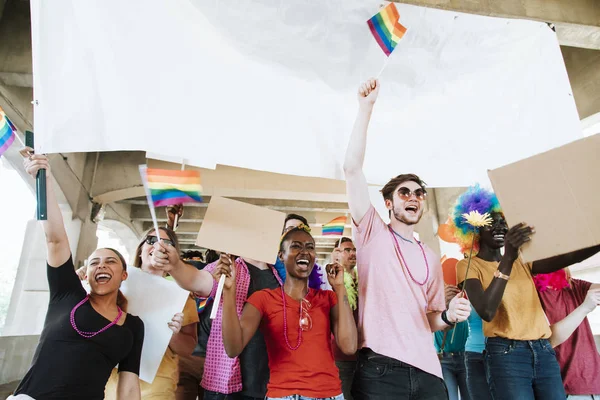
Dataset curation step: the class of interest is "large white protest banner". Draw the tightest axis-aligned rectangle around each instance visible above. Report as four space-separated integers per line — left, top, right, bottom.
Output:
30 0 581 187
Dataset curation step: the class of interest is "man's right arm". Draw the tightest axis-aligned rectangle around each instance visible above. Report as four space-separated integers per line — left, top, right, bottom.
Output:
343 79 380 225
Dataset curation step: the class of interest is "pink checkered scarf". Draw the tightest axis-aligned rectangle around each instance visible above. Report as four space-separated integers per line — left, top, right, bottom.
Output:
201 258 282 394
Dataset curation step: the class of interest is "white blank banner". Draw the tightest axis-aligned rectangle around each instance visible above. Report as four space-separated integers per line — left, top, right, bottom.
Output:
30 0 582 187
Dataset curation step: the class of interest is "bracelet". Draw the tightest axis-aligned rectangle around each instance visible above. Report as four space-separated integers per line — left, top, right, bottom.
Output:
494 269 510 281
441 310 455 326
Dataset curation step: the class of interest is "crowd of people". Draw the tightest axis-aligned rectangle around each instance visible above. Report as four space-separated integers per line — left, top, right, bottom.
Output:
8 78 600 400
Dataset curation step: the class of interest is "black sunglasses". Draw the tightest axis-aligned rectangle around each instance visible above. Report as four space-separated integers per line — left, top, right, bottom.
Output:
145 235 174 247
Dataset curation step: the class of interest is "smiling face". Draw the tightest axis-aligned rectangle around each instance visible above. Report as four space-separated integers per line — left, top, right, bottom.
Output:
386 181 426 226
279 230 316 280
478 212 508 250
86 248 127 296
339 240 356 269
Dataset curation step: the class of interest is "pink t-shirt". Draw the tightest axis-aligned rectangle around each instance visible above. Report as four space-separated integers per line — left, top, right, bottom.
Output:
353 206 445 378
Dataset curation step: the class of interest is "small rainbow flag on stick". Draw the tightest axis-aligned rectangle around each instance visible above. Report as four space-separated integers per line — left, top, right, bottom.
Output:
367 3 407 57
322 216 347 236
139 165 203 236
0 107 17 157
146 168 203 207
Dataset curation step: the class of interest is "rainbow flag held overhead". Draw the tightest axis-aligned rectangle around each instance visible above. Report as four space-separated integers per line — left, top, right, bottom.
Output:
367 3 407 57
146 168 203 207
322 216 347 236
0 107 17 157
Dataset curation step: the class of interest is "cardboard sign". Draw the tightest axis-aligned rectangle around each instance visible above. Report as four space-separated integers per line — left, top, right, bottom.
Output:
488 134 600 263
196 196 286 263
120 266 190 383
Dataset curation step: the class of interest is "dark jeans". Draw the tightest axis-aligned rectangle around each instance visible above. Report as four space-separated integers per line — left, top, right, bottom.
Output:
336 360 357 400
352 348 448 400
485 337 565 400
203 390 262 400
439 352 469 400
464 351 491 400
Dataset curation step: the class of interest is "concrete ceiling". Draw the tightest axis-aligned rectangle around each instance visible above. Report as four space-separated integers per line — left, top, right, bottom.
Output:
0 0 599 265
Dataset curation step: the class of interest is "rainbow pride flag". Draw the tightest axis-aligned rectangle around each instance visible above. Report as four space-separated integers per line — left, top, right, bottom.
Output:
322 216 347 236
0 107 16 157
146 168 203 207
367 3 407 57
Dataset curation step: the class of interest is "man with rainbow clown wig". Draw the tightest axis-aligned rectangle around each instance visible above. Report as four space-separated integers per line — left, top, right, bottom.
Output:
343 77 471 400
451 185 600 400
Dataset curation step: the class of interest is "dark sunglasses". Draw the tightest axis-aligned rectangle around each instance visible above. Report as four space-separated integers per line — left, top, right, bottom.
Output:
145 235 174 247
397 187 427 201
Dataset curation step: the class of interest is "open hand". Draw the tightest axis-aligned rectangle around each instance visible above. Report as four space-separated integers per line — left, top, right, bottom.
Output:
167 312 184 334
447 292 471 323
358 78 380 108
504 223 535 260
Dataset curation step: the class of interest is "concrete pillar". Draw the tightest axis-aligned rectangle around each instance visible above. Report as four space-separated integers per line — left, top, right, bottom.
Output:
2 207 83 336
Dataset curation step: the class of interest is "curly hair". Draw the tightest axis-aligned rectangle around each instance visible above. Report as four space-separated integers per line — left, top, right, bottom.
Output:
449 185 502 255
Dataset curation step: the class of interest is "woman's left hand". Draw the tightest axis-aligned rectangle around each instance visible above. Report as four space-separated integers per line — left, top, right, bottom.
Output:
326 263 345 290
168 312 184 334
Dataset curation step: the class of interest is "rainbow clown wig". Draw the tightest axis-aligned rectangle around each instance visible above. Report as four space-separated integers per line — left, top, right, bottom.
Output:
449 185 502 255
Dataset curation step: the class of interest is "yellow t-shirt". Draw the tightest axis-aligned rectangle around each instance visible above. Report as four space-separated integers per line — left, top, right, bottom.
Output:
456 257 551 340
105 295 199 400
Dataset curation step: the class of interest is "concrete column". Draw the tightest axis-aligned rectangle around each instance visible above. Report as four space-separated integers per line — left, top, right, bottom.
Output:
2 207 83 336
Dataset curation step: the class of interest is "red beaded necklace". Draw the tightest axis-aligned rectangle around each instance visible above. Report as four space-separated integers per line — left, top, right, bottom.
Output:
388 226 430 286
281 286 310 351
70 295 123 338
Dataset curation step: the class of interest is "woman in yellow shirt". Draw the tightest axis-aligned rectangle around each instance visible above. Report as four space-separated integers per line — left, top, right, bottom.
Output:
452 185 600 400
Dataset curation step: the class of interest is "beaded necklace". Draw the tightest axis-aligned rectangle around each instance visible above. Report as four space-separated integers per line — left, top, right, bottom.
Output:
388 226 430 286
70 295 123 338
281 286 311 350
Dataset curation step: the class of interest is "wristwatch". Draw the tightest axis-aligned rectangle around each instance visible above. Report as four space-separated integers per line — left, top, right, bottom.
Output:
494 269 510 281
441 310 455 327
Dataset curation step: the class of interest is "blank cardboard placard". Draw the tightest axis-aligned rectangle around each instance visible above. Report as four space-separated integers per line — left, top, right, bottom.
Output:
488 134 600 263
196 196 286 263
120 266 190 383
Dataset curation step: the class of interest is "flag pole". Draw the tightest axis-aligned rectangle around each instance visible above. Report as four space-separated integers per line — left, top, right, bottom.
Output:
376 56 391 79
139 165 161 236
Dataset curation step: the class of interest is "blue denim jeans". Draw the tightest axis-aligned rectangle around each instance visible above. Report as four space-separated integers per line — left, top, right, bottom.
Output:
464 351 492 400
351 348 448 400
267 395 344 400
439 352 470 400
484 338 565 400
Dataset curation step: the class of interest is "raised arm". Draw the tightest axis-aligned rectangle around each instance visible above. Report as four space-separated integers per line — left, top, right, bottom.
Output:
220 260 262 357
21 149 70 267
327 263 357 355
151 244 230 297
464 224 532 322
343 79 380 225
532 244 600 275
549 287 600 347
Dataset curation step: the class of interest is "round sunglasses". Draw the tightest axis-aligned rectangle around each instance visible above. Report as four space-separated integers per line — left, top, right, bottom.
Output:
144 235 175 247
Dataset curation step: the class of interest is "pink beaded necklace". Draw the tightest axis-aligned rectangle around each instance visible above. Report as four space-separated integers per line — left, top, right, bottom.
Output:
281 286 310 351
388 226 430 286
70 295 123 338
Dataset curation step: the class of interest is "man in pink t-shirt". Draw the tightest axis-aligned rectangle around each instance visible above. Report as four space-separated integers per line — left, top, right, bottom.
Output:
343 78 472 400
